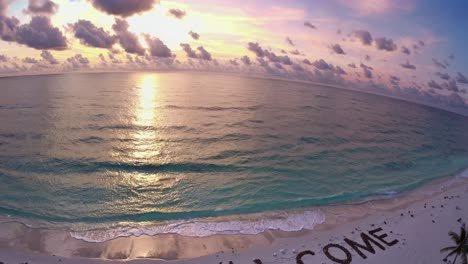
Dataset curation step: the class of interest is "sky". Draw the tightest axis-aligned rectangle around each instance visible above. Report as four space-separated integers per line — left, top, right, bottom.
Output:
0 0 467 113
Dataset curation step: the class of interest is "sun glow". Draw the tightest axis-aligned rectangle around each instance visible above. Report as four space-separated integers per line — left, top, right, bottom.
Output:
128 6 193 50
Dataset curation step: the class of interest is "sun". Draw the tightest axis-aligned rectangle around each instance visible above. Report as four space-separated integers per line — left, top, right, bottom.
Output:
127 6 194 50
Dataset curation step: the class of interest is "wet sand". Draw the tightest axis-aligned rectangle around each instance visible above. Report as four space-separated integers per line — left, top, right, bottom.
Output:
1 171 467 264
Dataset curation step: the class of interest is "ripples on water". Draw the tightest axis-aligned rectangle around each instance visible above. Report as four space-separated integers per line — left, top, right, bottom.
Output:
0 72 467 239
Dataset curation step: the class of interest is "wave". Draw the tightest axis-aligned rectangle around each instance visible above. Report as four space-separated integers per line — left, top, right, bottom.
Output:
70 210 325 242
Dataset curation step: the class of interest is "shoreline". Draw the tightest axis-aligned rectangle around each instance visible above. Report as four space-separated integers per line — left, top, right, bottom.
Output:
0 169 467 263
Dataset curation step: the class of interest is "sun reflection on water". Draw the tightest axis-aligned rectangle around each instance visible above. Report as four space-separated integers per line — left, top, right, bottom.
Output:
131 74 161 161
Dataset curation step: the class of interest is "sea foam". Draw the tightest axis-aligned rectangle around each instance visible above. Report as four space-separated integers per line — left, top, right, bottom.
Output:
70 210 325 242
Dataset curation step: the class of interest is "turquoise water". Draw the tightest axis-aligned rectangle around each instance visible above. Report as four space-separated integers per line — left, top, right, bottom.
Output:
0 72 467 240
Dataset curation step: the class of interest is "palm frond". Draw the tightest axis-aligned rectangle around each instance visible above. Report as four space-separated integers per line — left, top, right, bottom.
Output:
450 231 462 243
441 246 457 253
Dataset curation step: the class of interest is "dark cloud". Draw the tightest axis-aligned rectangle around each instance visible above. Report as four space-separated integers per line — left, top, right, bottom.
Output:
89 0 158 17
15 16 67 50
98 53 106 63
401 46 411 55
435 72 450 80
0 54 6 62
257 57 268 67
428 80 442 90
286 37 294 46
443 80 459 92
180 43 197 58
456 72 468 84
22 57 38 64
390 75 400 85
197 46 212 61
71 20 116 49
188 30 199 40
449 54 455 60
290 49 300 55
40 50 58 64
180 43 211 60
247 42 264 57
24 0 58 15
240 55 251 65
418 40 425 47
330 43 345 55
144 34 172 57
353 30 373 45
400 60 416 70
304 21 316 29
360 63 373 78
66 54 90 69
302 58 311 65
229 59 238 66
375 37 397 51
168 8 186 19
0 16 20 42
112 18 145 56
312 59 333 70
348 63 356 68
334 66 346 75
432 58 446 69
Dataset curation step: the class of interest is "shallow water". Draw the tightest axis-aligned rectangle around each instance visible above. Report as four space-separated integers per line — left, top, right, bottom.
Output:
0 72 467 240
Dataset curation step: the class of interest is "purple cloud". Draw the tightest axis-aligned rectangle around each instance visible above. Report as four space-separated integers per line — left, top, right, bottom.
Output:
144 34 172 57
400 60 416 70
240 55 251 65
353 30 373 45
168 8 186 19
112 18 145 56
24 0 58 15
247 42 264 57
22 57 38 64
72 20 116 49
375 37 397 51
432 58 447 69
401 46 411 55
89 0 158 17
330 43 345 55
188 30 199 40
304 21 316 29
286 37 294 46
456 72 468 84
40 50 58 64
428 80 442 90
15 16 67 50
436 72 450 80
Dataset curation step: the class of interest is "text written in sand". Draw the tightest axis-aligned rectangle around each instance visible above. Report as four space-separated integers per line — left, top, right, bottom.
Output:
221 227 399 264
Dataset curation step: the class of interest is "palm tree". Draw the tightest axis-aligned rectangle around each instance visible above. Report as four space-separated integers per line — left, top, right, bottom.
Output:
441 224 468 264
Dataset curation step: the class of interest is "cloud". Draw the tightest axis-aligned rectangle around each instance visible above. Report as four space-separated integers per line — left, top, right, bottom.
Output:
348 63 356 68
168 8 186 19
353 30 373 45
286 37 294 46
400 60 416 70
180 43 212 60
0 16 20 42
22 57 38 63
71 20 116 49
390 75 400 85
312 59 333 70
180 43 197 58
197 46 212 61
304 21 316 29
330 43 345 54
456 72 468 84
302 59 311 65
65 54 90 70
334 66 347 75
375 37 397 51
401 46 410 55
435 72 450 80
449 54 455 60
337 0 415 16
432 58 447 69
290 49 300 55
89 0 158 17
0 54 6 62
247 42 264 57
98 53 106 63
240 55 251 65
144 34 172 57
40 50 58 64
24 0 58 15
443 80 459 92
15 16 67 50
360 63 373 78
188 30 199 40
427 80 442 90
228 59 238 66
112 18 145 56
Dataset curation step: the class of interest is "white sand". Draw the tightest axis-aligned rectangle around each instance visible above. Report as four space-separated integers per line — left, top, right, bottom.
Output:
1 173 467 264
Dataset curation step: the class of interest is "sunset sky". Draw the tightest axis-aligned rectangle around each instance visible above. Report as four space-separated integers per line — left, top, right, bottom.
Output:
0 0 467 112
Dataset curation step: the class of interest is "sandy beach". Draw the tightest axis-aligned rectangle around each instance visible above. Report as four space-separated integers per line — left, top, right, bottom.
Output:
0 170 467 264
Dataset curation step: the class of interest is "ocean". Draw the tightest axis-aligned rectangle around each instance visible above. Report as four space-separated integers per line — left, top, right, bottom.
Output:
0 72 467 242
